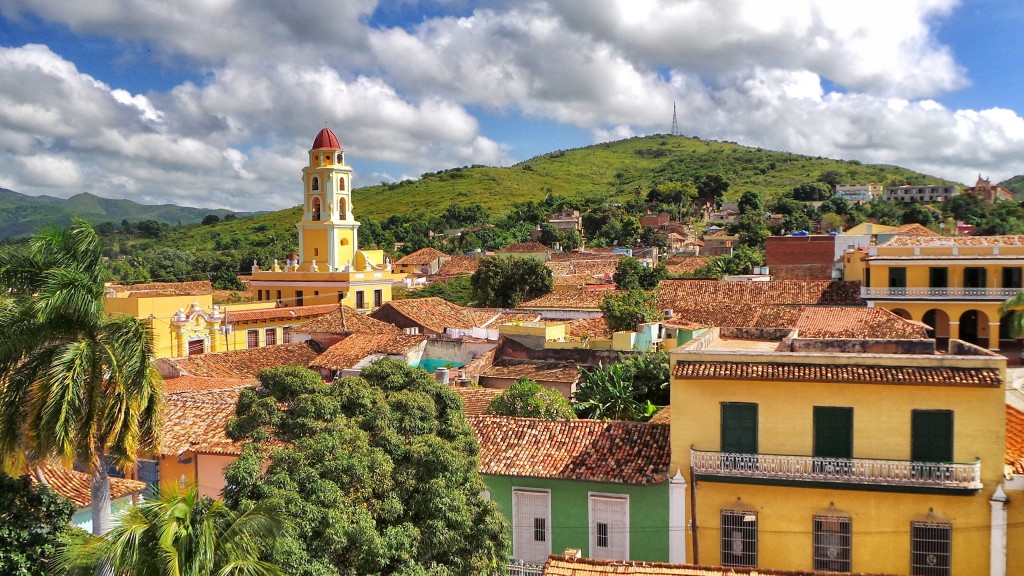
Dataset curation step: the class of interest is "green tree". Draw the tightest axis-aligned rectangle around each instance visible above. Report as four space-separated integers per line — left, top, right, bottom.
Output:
0 219 163 535
484 378 576 420
791 182 834 201
694 173 729 209
737 190 763 215
396 274 475 306
573 363 653 421
470 256 554 307
618 351 672 407
613 257 667 290
600 289 661 332
0 473 76 576
730 212 769 249
201 214 221 225
223 363 510 576
58 483 286 576
1000 291 1024 345
691 245 764 278
211 267 246 291
816 169 845 188
901 202 936 226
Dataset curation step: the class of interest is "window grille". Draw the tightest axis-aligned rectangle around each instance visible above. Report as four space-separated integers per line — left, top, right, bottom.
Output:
282 326 293 344
187 339 205 356
813 515 851 572
721 509 757 567
596 522 609 548
356 290 365 309
265 327 277 346
911 521 951 576
247 329 259 349
533 518 546 542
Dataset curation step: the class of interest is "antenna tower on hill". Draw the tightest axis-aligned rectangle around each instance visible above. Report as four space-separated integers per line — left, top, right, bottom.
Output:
671 101 679 136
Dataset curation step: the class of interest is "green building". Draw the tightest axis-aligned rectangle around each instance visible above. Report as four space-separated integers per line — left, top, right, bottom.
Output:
468 416 678 568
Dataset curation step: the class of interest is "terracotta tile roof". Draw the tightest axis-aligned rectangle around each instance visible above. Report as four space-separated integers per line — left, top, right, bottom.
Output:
662 256 709 275
164 375 254 393
793 306 928 339
892 223 943 236
880 234 1024 247
106 280 212 296
501 241 551 253
480 358 581 384
542 555 897 576
1007 403 1024 474
308 332 427 371
160 386 248 455
372 297 479 333
546 260 619 277
395 247 450 266
468 416 670 484
293 304 400 335
647 407 670 425
226 303 337 323
452 386 504 416
32 466 146 509
567 316 612 339
519 290 622 311
657 279 863 310
674 361 1002 387
552 274 612 287
435 254 481 276
483 311 543 327
549 251 624 262
164 341 323 379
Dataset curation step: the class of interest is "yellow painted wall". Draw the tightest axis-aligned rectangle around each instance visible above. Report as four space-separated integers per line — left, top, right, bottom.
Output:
670 354 1005 574
157 453 196 491
106 294 217 359
301 228 329 264
1006 484 1024 570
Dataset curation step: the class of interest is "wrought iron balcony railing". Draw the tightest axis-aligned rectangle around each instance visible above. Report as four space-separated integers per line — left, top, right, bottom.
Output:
860 287 1021 300
507 560 544 576
691 448 982 491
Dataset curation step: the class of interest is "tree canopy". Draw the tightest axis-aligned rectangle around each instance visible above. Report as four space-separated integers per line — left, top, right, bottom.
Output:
484 378 576 420
613 257 667 290
470 256 554 308
600 289 661 333
0 473 76 576
223 363 510 576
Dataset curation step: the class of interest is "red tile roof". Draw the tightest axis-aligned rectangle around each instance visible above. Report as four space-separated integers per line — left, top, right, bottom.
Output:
662 256 709 275
32 466 146 509
160 386 248 456
549 251 624 262
435 254 481 276
311 127 341 150
1007 403 1024 474
164 375 254 393
881 234 1024 247
106 280 212 296
657 280 863 310
892 223 943 236
567 316 612 339
452 386 504 416
293 304 400 335
542 555 898 576
468 416 670 484
372 297 479 333
519 290 621 311
164 341 323 379
793 306 928 339
395 247 450 266
480 358 581 384
225 303 337 323
501 241 551 253
674 361 1002 387
308 332 427 371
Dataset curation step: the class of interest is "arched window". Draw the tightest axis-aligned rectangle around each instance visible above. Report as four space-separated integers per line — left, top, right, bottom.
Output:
339 178 345 191
337 153 343 163
311 198 321 221
339 198 346 219
311 177 319 191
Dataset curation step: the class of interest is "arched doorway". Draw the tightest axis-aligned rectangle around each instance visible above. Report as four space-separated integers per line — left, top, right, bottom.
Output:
958 310 989 347
890 308 912 320
922 309 950 340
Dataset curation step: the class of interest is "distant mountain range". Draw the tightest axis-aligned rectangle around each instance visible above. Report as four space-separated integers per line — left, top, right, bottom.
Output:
0 189 254 240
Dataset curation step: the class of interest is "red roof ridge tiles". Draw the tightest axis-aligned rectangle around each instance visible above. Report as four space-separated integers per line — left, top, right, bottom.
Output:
674 361 1002 387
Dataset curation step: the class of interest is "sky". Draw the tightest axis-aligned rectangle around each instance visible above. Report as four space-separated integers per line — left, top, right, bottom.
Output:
2 0 1024 212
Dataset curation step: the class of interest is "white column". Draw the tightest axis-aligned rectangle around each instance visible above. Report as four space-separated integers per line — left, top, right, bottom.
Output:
990 484 1008 576
327 227 337 272
669 469 687 564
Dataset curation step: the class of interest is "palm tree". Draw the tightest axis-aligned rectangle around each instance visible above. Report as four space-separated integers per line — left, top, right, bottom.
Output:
0 219 162 535
57 484 287 576
1000 291 1024 359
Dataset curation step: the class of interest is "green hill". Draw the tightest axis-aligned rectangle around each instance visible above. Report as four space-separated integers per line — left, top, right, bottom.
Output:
999 175 1024 197
0 189 254 239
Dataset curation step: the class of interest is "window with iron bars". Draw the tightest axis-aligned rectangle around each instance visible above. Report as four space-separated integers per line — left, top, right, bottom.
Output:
721 509 757 568
813 514 851 572
911 521 951 576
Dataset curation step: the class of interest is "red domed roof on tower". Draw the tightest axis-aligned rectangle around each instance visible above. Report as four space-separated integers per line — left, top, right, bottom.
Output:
311 128 342 151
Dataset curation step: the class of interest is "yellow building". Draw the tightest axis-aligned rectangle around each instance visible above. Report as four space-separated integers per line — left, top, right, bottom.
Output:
104 280 335 359
248 128 403 310
669 327 1007 575
844 235 1024 350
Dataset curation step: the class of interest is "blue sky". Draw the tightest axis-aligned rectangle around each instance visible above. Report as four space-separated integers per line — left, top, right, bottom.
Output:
2 0 1024 211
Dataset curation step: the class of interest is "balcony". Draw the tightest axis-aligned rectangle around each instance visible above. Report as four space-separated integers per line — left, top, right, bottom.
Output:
860 287 1021 300
690 449 982 494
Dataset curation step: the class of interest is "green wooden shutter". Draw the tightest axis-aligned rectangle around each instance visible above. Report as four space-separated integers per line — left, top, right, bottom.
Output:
721 403 758 454
814 407 853 459
911 410 953 462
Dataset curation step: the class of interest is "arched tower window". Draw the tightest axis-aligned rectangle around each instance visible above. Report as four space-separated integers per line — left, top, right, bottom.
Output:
339 178 346 191
311 176 319 191
339 198 346 219
311 198 321 221
337 153 343 164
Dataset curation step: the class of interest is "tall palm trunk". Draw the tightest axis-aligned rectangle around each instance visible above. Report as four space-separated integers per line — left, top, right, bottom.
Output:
90 455 112 535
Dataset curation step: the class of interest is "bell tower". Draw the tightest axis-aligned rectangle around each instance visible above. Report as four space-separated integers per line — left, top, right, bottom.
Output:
296 128 359 272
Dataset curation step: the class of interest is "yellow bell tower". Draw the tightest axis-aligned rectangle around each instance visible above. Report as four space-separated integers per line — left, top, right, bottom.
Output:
296 128 359 272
